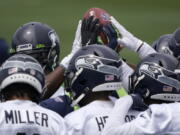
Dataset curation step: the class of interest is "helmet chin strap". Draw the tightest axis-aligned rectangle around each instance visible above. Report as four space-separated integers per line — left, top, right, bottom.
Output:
71 93 85 107
70 86 92 107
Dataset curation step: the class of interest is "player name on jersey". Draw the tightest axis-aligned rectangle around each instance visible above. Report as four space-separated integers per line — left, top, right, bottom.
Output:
95 114 137 131
4 109 48 127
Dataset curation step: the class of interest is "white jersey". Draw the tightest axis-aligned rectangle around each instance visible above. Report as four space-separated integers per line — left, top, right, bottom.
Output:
65 100 140 135
102 95 180 135
0 100 66 135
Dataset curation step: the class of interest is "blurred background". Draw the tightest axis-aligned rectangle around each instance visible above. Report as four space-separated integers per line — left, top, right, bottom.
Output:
0 0 179 63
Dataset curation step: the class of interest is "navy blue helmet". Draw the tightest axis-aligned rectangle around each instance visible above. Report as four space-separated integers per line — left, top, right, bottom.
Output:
0 39 10 66
11 22 60 73
152 34 172 55
169 28 180 60
129 53 180 102
152 28 180 61
65 45 122 105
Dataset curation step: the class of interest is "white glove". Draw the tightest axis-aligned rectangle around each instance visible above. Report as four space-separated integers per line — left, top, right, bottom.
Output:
60 20 82 69
111 16 144 52
71 20 82 54
60 54 73 69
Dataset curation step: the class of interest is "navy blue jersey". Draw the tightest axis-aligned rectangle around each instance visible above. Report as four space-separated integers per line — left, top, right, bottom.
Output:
40 95 73 117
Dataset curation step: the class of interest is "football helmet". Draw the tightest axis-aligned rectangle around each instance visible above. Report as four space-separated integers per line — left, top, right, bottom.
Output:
11 22 60 72
65 45 122 105
152 28 180 61
0 39 10 66
169 28 180 60
152 34 173 55
129 53 180 102
0 54 45 98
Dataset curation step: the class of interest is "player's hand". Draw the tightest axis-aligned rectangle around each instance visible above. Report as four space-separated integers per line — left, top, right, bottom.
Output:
103 23 119 50
81 16 102 46
130 94 148 111
110 16 144 52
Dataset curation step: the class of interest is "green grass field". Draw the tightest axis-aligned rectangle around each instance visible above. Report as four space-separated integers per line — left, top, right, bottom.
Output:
0 0 180 63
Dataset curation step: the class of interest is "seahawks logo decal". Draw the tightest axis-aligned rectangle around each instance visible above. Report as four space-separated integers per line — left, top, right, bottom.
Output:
75 55 103 70
75 55 122 78
139 62 180 89
161 46 173 55
139 62 164 79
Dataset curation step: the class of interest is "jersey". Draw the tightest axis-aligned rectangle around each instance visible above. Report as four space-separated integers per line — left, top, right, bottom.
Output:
102 95 180 135
0 100 66 135
65 99 140 135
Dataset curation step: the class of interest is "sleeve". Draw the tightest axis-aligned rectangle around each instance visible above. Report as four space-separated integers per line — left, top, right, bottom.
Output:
58 118 67 135
52 113 67 135
102 96 172 135
121 61 134 92
101 95 134 135
64 113 84 135
137 42 157 59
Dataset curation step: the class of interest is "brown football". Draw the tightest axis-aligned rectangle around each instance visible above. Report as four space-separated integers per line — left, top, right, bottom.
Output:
83 7 111 44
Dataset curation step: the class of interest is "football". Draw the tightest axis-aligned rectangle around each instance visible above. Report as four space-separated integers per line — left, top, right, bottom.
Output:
83 7 111 44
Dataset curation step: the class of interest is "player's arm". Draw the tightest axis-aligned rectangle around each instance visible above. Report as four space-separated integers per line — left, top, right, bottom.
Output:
101 95 135 135
120 61 134 92
43 66 65 99
102 95 171 135
110 16 156 59
101 23 134 92
43 18 101 99
42 20 82 99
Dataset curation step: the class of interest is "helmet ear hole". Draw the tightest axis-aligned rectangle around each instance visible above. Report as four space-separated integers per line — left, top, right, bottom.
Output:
93 51 99 56
159 60 163 67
